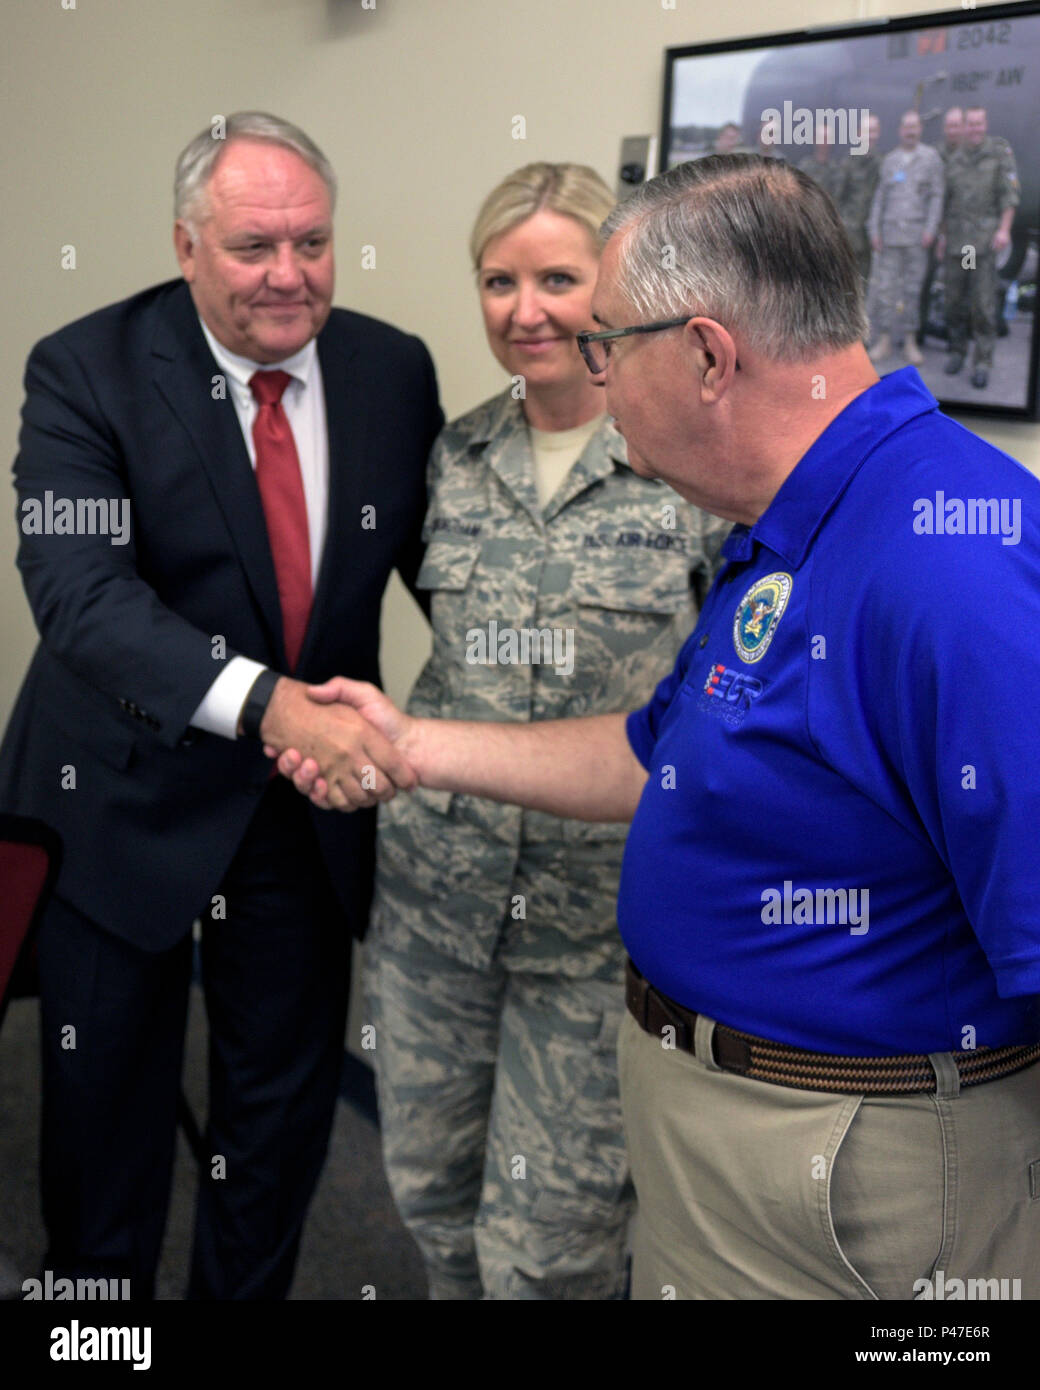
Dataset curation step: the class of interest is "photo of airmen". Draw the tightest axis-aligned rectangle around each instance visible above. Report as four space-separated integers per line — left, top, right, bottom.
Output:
918 106 964 347
713 121 750 155
940 106 1020 390
866 111 944 369
796 133 843 204
755 115 783 159
665 18 1039 415
834 114 882 286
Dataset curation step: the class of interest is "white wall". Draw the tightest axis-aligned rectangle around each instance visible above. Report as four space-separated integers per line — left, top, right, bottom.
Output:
3 0 1037 721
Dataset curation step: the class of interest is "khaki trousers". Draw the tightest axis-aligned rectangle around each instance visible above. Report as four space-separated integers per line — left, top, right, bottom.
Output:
618 1010 1040 1300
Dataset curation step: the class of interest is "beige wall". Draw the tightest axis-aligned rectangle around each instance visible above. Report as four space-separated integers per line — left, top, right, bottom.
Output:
3 0 1038 725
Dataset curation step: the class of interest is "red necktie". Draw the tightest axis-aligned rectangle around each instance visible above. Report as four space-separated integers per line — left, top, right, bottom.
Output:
249 370 312 670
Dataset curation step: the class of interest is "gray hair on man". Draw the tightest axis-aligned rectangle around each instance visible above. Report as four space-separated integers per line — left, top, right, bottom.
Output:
601 155 867 362
174 111 338 233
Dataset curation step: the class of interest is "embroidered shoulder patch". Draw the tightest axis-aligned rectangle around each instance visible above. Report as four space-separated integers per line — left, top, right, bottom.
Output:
733 573 792 664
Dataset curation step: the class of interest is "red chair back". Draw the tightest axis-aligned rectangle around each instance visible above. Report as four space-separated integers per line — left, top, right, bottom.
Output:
0 814 62 1027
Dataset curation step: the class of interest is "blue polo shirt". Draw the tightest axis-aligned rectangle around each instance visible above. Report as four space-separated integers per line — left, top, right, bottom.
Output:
620 368 1040 1054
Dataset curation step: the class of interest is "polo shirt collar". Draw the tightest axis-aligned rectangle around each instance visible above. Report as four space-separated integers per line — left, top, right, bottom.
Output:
724 367 939 567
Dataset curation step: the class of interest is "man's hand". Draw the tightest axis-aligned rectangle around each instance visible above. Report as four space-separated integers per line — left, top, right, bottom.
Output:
921 231 934 249
272 694 646 824
871 234 882 253
936 233 946 261
259 676 417 811
991 227 1011 254
268 678 414 810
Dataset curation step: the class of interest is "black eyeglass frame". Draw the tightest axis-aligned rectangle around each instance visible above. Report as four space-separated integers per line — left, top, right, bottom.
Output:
577 317 740 374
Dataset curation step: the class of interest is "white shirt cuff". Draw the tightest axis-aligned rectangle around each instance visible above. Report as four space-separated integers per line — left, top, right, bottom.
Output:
189 656 270 740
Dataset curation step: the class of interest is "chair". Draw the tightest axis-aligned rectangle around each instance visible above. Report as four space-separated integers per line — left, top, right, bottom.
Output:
0 814 205 1164
0 813 61 1031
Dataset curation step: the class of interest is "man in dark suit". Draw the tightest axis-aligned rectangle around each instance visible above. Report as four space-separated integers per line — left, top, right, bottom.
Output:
0 112 442 1299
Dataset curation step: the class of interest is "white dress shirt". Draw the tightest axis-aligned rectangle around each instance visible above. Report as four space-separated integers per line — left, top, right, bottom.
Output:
189 318 329 739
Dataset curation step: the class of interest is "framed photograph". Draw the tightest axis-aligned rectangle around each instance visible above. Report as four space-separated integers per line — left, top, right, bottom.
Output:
660 2 1040 420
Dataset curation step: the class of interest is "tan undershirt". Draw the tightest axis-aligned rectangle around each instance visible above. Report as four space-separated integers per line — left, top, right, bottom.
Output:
528 414 605 511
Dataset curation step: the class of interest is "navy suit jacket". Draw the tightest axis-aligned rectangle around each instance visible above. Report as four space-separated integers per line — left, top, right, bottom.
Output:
0 278 442 949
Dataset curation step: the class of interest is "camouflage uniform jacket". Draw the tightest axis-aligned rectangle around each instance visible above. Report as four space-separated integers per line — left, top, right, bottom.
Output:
944 136 1019 246
835 150 882 235
868 143 944 246
796 154 844 206
373 389 729 971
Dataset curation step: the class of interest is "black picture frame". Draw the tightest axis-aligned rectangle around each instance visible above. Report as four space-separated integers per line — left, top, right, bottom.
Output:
660 1 1040 421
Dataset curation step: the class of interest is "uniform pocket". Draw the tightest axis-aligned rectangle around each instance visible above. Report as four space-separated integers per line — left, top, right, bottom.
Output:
569 553 692 615
379 780 454 829
415 537 481 592
562 817 630 844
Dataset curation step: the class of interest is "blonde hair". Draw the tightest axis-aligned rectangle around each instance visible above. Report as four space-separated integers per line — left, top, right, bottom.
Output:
470 162 615 269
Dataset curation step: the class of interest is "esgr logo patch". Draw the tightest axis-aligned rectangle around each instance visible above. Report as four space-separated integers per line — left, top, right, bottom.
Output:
699 663 765 726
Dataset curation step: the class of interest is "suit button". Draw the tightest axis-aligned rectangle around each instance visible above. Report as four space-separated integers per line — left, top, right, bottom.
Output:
180 732 195 747
698 633 710 648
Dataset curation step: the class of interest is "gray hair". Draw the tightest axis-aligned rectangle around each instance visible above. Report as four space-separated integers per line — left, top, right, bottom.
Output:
601 155 867 362
174 111 337 233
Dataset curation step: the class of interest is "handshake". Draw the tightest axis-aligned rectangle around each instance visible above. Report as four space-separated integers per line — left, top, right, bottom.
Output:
259 676 419 812
256 675 645 824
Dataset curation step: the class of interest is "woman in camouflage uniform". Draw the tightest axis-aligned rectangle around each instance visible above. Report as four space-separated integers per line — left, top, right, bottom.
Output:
365 164 727 1299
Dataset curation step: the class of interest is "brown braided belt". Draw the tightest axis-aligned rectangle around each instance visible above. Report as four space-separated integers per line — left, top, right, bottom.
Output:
625 958 1040 1096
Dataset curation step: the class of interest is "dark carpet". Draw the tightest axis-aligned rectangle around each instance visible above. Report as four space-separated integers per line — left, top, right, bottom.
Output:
0 983 428 1301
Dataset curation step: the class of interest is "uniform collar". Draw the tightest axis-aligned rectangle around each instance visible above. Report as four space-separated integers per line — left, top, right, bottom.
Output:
466 390 624 456
959 136 995 162
723 367 939 567
464 389 629 522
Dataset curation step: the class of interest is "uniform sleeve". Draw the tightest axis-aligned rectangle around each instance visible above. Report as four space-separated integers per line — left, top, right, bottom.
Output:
924 150 944 241
998 141 1020 215
865 158 881 212
866 175 883 242
832 161 850 220
626 658 686 770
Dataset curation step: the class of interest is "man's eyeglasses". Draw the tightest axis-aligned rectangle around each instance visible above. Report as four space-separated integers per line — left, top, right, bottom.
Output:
576 317 740 375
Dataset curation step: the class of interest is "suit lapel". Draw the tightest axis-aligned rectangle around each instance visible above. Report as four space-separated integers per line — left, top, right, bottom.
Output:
295 322 364 671
149 284 286 660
